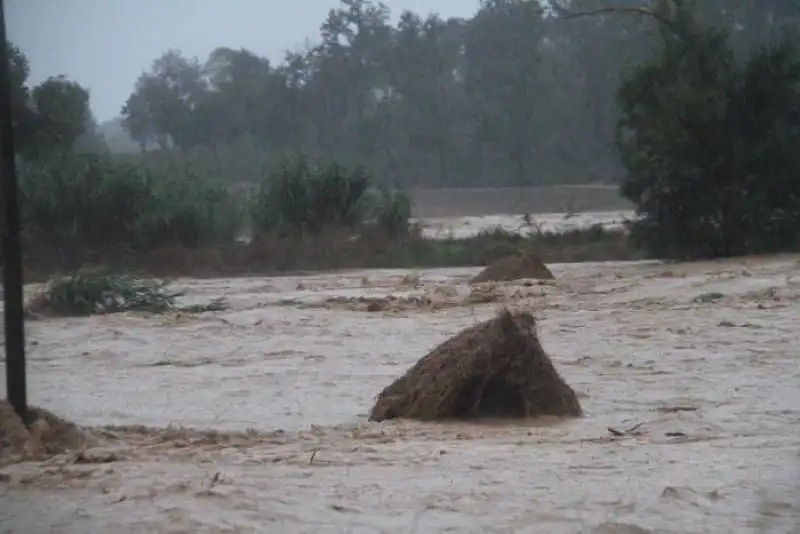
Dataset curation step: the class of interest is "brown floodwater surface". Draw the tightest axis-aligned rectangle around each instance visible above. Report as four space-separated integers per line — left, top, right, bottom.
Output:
1 256 799 533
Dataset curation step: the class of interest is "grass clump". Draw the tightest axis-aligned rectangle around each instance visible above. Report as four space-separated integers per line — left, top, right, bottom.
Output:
26 271 228 317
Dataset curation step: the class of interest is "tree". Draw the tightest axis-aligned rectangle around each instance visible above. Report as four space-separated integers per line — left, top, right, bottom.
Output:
301 0 394 161
388 12 466 184
615 6 800 259
5 43 93 158
202 47 273 143
30 76 91 155
464 0 547 185
121 50 206 150
119 91 157 151
6 41 37 154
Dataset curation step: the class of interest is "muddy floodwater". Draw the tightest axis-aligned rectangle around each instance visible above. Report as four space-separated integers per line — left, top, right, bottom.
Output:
1 255 800 533
415 210 633 239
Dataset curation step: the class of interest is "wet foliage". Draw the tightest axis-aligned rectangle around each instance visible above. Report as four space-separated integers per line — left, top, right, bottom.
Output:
252 155 410 238
26 271 228 317
617 18 800 260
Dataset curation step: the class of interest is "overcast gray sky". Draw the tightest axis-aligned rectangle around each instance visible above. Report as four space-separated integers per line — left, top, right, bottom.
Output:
7 0 478 122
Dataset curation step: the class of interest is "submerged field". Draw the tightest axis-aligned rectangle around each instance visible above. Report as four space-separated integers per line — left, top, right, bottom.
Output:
1 253 799 533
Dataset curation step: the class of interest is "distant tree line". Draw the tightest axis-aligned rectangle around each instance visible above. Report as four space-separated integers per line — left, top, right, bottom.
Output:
8 0 797 188
107 0 795 188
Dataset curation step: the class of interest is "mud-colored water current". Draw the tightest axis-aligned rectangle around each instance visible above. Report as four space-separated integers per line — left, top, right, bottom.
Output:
414 211 633 239
1 255 799 533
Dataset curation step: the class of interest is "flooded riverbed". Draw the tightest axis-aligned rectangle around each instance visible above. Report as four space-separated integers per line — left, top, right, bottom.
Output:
1 255 799 533
414 210 634 239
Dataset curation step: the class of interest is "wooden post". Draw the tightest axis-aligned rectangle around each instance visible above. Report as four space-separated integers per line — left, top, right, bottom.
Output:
0 0 29 424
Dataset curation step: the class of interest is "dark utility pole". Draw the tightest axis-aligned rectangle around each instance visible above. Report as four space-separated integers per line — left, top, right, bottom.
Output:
0 0 29 423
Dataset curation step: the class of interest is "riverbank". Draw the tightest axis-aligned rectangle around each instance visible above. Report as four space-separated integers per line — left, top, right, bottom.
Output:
20 223 643 283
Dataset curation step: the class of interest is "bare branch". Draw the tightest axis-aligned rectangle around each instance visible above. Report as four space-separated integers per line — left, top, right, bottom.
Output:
555 6 676 30
552 4 687 42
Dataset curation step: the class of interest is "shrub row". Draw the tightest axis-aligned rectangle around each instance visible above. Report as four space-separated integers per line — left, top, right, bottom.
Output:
18 152 411 252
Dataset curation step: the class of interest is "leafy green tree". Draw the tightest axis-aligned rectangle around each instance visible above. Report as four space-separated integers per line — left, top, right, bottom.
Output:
121 50 206 150
30 76 91 155
6 41 36 151
615 8 800 259
201 47 273 143
6 43 93 158
119 91 158 151
252 154 410 237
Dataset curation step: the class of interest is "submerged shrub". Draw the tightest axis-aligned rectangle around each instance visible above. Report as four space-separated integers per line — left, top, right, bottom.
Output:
26 271 229 317
28 272 180 316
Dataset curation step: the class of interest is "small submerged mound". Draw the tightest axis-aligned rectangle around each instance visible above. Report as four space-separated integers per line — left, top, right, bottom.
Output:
369 308 582 422
470 252 554 284
0 401 97 464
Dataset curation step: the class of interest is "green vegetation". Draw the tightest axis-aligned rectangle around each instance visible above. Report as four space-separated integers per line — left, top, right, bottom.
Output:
5 0 800 279
16 147 637 279
18 154 244 251
251 155 410 238
101 0 795 188
26 272 228 317
615 2 800 260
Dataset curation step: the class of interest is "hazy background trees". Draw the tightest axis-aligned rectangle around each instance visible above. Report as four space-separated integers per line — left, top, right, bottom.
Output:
92 0 792 188
10 0 794 189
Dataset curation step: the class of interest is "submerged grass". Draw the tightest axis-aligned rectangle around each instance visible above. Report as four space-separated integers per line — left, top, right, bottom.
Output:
26 272 230 317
